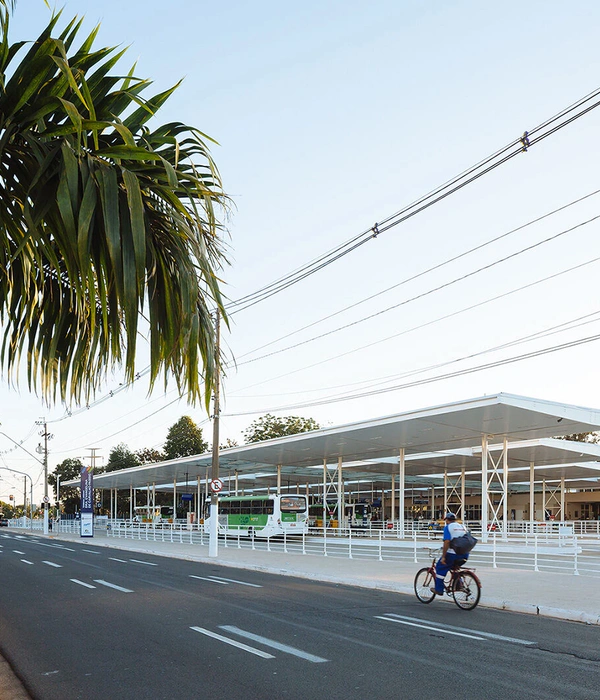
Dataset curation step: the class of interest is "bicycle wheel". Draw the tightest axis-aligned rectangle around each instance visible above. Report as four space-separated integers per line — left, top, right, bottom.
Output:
451 571 481 610
414 567 436 603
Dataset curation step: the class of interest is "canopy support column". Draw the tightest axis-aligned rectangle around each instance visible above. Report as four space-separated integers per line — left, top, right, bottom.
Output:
277 465 282 496
390 474 395 524
461 469 466 522
338 457 343 530
560 477 565 522
481 435 488 543
529 461 535 529
399 448 405 538
481 436 508 541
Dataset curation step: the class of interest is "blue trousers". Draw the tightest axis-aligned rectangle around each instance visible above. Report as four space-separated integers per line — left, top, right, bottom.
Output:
434 552 469 593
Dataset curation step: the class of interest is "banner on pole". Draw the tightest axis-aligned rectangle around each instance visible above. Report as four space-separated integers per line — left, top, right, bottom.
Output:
80 466 94 538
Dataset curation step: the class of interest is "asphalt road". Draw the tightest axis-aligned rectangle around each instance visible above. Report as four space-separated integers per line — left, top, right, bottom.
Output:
1 531 599 700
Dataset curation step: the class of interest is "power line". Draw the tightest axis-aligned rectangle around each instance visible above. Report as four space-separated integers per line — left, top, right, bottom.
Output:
231 253 600 392
234 188 600 360
224 332 600 416
225 86 600 314
234 213 600 366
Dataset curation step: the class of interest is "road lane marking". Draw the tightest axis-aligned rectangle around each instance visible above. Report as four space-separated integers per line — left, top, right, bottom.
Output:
190 575 229 584
83 549 101 555
129 559 158 566
93 580 134 593
190 627 274 659
208 575 262 588
220 626 329 663
382 614 536 646
42 561 62 568
71 579 96 589
376 616 485 640
21 560 34 565
13 550 25 554
109 558 128 563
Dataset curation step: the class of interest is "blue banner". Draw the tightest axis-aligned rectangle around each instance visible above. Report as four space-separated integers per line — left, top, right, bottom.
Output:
80 466 94 537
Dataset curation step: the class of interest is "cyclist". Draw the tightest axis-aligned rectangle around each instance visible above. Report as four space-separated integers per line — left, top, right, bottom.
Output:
430 511 469 596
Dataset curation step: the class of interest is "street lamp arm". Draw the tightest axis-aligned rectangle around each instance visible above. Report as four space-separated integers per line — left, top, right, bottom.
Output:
0 432 44 466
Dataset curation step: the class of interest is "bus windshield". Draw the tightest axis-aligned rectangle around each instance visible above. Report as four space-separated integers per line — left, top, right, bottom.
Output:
280 496 307 512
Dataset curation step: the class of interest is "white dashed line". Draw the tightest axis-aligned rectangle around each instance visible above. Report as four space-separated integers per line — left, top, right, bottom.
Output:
220 626 329 663
109 557 128 563
21 559 34 565
190 627 274 659
129 559 157 566
93 580 134 593
71 579 96 589
190 575 229 584
208 575 262 588
42 561 62 568
82 549 101 555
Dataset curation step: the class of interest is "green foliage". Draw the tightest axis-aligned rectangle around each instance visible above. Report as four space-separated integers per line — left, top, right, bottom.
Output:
0 499 15 517
163 415 208 459
559 432 600 443
0 6 229 409
49 457 83 513
105 442 140 472
243 413 320 444
135 447 165 464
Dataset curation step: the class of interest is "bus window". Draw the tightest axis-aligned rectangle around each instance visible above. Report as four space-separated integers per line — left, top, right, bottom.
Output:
280 496 307 512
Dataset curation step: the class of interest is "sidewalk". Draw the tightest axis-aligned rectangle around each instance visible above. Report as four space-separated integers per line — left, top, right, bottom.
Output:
40 529 600 625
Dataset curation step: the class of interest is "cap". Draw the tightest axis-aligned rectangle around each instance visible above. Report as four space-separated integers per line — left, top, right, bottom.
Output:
444 512 456 520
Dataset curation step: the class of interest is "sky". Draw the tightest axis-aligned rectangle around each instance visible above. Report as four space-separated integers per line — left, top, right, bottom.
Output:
2 0 600 503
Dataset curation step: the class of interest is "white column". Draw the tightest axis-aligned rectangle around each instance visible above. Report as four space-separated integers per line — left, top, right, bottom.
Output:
129 485 133 520
481 435 488 543
443 471 448 514
277 465 282 496
235 470 239 496
461 469 466 521
399 448 405 538
337 457 343 529
173 478 177 520
390 474 395 524
542 478 546 520
529 462 535 525
560 477 565 522
502 438 508 541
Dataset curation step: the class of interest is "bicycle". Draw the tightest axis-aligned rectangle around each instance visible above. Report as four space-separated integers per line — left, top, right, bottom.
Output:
414 548 481 611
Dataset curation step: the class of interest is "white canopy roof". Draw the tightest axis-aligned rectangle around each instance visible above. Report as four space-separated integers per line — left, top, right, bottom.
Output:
62 393 600 491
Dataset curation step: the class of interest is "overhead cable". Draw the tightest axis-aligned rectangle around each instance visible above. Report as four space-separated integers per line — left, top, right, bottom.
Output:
225 86 600 314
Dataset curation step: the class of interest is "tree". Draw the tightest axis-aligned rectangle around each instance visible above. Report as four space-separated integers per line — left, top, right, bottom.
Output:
105 443 140 472
135 447 165 464
243 414 320 444
0 4 229 409
48 457 83 514
163 416 208 459
559 432 600 443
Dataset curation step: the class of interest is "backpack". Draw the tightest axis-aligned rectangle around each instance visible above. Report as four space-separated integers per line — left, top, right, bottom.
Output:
451 531 477 555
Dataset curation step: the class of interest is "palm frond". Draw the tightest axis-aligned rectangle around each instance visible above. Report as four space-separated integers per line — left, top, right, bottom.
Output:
0 10 230 410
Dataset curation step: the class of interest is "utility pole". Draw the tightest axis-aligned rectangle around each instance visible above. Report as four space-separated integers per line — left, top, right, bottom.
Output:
36 419 53 535
209 309 221 558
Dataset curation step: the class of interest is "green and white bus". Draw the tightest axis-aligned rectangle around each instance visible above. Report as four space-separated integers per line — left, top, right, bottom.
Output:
204 494 308 538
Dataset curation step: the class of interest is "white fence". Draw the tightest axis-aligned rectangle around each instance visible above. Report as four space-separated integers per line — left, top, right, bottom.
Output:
7 517 600 577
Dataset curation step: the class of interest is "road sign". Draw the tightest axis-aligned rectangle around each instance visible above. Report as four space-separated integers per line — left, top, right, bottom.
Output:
209 478 224 493
42 495 50 503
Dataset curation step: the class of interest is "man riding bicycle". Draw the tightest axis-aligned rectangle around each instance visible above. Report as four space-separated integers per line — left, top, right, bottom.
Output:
431 512 469 596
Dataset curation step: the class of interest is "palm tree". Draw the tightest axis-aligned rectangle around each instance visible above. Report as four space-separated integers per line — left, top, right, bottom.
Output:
0 3 229 409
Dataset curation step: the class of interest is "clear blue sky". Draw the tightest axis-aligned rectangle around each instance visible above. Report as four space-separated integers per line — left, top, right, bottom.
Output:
2 0 600 501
